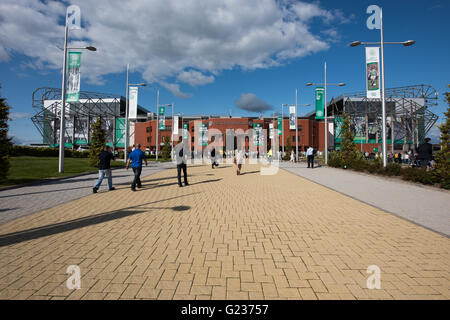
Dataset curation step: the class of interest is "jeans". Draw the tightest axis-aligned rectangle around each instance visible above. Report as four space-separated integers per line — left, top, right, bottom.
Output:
131 166 142 189
94 169 112 190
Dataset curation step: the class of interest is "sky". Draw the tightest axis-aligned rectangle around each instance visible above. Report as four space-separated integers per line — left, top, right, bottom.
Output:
1 0 449 145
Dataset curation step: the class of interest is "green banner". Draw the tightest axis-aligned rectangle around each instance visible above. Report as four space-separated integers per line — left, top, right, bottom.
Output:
158 106 165 130
277 117 282 135
66 52 82 102
315 87 324 120
115 117 125 147
183 123 188 140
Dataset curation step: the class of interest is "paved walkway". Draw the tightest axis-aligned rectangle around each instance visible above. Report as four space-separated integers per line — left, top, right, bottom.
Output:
0 163 449 300
0 163 173 225
281 162 450 236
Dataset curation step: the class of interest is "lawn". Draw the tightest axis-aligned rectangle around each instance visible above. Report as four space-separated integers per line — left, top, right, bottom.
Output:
1 156 125 188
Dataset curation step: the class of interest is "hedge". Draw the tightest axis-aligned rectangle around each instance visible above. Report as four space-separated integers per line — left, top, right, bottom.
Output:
328 151 446 189
10 145 88 158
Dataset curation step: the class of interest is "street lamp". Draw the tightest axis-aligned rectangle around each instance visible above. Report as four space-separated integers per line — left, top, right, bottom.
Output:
350 39 415 167
281 101 310 162
58 18 96 173
306 63 345 165
124 63 147 163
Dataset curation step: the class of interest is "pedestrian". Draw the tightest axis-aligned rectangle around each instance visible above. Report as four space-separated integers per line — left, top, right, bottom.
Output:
211 147 219 169
126 143 147 191
176 138 189 187
234 148 244 175
417 137 433 169
306 146 314 168
268 148 273 163
93 145 115 193
404 152 409 164
290 150 295 163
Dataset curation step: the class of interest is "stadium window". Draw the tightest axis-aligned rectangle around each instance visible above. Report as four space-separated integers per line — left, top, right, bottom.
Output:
146 137 152 142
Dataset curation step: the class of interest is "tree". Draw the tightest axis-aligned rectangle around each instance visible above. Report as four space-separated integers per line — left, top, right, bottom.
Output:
283 136 293 160
161 136 171 160
340 112 357 165
88 117 106 167
0 86 12 181
433 85 450 189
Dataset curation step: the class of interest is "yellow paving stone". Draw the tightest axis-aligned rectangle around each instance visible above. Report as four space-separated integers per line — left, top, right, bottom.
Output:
0 164 448 301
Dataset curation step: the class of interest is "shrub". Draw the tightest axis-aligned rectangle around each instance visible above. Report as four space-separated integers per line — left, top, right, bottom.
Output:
383 163 402 176
89 117 106 167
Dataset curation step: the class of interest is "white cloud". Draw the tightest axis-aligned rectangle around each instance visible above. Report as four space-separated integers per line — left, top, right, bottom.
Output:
177 70 215 87
235 93 273 113
0 0 348 97
9 112 31 120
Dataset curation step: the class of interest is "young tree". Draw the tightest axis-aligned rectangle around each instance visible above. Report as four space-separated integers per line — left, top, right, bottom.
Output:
340 112 357 165
0 86 12 181
161 136 171 160
284 137 293 160
88 117 106 167
433 85 450 189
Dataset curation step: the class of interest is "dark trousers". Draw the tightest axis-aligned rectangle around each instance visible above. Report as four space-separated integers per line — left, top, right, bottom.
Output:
177 164 188 186
307 155 314 168
211 159 218 168
131 166 142 189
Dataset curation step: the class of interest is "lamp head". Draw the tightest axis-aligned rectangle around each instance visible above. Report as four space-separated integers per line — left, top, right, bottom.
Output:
85 46 97 51
349 41 361 47
403 40 415 46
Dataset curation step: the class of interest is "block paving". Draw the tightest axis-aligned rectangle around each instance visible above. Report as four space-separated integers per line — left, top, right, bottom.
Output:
0 163 449 300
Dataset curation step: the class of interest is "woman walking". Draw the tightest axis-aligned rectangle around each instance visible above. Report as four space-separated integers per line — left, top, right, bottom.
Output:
290 150 295 163
234 149 244 175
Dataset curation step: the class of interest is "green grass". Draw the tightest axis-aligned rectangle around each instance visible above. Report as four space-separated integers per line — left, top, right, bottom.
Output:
1 156 125 188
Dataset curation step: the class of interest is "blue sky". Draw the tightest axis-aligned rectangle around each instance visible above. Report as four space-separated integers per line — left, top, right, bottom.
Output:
1 0 449 144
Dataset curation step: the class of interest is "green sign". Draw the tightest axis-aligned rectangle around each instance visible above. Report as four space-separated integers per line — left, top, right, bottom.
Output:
115 117 125 147
183 123 188 140
315 87 324 120
66 52 82 102
277 117 282 135
158 106 165 130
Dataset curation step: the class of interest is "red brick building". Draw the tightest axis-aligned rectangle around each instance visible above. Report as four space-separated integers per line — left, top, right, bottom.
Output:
134 116 326 154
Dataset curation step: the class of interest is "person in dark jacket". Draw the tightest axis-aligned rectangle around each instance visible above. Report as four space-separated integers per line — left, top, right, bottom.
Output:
175 138 189 187
417 138 433 168
211 147 219 169
93 145 115 193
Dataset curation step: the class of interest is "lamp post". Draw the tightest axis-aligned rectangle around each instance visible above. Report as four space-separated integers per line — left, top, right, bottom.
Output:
124 63 146 163
281 100 310 162
58 20 96 173
306 63 345 165
350 9 415 167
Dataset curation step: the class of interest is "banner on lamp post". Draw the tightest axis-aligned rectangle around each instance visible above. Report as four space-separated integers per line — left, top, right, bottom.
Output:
366 47 381 99
158 106 165 130
289 106 296 130
253 123 263 146
173 115 179 135
128 86 138 119
277 117 282 135
315 87 325 120
269 123 274 139
66 52 82 102
183 123 188 140
199 123 208 146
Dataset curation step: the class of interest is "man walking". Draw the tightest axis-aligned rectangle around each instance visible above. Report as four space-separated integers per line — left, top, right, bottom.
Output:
211 147 219 169
93 145 116 193
126 144 147 191
306 146 314 168
176 138 189 187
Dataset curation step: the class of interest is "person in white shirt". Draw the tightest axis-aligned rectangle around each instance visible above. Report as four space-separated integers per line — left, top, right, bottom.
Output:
234 149 245 175
306 146 314 168
290 150 295 163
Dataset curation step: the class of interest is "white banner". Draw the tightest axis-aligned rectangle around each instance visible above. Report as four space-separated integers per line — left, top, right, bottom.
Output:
173 115 179 135
269 123 274 139
129 86 138 119
289 106 296 130
366 47 380 99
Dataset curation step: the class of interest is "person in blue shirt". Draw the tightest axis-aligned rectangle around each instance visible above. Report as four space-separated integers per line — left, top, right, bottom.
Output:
126 144 148 191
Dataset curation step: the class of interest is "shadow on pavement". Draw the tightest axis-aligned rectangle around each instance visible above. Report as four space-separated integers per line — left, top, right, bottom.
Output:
0 193 199 247
0 186 91 199
239 171 260 175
